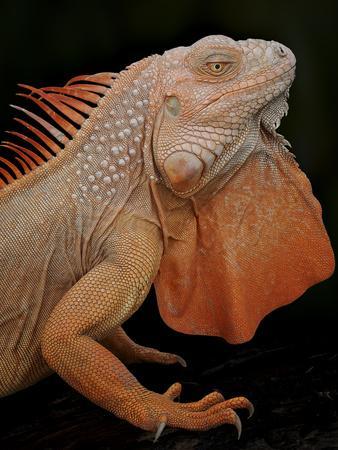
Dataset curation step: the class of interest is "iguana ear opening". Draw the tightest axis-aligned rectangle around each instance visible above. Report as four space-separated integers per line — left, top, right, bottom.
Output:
154 149 334 344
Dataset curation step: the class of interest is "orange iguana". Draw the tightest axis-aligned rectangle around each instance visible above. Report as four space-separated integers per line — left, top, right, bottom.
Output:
0 35 334 441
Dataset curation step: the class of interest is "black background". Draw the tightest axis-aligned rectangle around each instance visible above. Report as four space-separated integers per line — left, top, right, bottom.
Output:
0 1 337 448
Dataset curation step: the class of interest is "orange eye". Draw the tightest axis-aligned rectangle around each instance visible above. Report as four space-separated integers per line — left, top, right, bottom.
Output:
206 62 229 74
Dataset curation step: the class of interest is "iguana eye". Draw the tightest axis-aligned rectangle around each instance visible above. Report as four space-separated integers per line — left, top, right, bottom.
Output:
206 62 229 75
186 48 242 80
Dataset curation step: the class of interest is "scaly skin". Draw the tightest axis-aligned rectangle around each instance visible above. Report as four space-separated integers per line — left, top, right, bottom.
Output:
0 35 333 440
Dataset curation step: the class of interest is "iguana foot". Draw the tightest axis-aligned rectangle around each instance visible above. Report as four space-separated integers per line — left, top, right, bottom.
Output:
128 383 253 442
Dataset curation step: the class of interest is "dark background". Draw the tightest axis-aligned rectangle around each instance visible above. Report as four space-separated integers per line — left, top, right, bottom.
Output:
0 0 337 449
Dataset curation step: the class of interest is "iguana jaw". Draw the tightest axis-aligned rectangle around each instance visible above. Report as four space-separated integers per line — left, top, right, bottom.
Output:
153 121 253 197
159 88 292 195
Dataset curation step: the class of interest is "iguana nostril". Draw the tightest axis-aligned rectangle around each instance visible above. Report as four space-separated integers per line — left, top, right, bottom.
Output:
277 45 287 57
164 151 203 192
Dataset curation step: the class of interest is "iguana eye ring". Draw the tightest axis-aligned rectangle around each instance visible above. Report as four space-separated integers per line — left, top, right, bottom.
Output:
206 61 230 75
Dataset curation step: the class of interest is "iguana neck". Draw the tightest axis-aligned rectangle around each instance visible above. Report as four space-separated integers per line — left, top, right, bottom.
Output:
53 55 160 214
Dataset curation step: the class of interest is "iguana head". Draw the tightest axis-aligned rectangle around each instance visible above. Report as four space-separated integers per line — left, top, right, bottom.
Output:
152 35 295 196
153 35 334 344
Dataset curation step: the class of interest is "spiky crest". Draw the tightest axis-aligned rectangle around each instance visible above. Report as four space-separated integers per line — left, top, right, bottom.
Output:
0 72 115 188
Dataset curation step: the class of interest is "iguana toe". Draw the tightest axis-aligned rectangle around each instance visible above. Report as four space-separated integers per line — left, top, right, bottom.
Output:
133 345 187 367
163 382 182 400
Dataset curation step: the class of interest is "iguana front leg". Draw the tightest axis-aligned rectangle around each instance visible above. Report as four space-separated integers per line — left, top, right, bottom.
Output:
102 326 187 367
41 230 250 437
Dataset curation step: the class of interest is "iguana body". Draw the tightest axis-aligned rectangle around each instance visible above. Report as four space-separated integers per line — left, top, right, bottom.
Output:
0 35 334 439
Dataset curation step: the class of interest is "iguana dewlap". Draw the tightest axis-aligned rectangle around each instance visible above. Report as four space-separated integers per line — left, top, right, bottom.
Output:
0 35 334 440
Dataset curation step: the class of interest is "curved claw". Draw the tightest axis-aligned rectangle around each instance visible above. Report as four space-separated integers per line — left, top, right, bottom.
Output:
175 354 187 367
247 401 255 419
153 415 167 443
234 412 242 440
